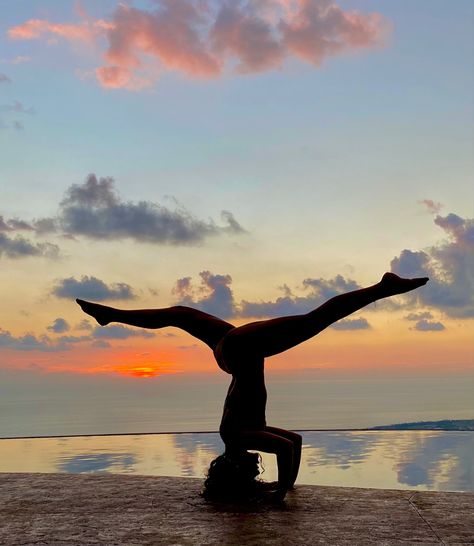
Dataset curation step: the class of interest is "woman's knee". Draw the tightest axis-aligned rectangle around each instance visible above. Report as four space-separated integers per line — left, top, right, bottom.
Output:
291 431 303 446
265 427 302 446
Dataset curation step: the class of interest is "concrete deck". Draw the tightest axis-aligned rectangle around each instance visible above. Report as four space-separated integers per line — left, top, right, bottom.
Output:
0 473 473 545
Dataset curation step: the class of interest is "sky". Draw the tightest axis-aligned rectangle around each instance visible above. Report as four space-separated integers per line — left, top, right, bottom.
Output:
0 1 472 432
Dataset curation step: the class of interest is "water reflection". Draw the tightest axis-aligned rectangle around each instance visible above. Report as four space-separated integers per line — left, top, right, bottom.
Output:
57 453 136 473
303 431 379 469
0 431 472 492
395 432 474 491
171 433 224 477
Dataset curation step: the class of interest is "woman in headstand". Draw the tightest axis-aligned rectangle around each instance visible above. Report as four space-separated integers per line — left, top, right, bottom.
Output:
77 272 428 501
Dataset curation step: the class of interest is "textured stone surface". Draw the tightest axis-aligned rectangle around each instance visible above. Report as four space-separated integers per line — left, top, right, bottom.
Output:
0 473 473 545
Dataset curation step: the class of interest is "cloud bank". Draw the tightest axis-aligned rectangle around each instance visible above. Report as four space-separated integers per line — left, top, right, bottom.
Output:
174 271 236 318
9 0 386 89
91 325 155 340
0 174 244 255
0 329 65 352
0 232 59 259
52 275 136 301
330 317 370 331
36 173 245 244
391 212 474 318
173 270 365 320
175 209 473 324
0 323 154 353
404 311 445 332
47 318 70 334
412 319 445 332
240 275 361 318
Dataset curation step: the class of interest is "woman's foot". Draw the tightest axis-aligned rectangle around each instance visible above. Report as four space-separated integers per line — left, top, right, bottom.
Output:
76 299 113 326
380 272 429 296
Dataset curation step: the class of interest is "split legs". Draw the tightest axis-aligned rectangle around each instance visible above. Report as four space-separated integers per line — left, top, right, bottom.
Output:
217 273 429 361
76 300 235 351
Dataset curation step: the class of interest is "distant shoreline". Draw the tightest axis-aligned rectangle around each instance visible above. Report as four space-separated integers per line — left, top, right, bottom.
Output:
369 419 474 431
1 419 473 440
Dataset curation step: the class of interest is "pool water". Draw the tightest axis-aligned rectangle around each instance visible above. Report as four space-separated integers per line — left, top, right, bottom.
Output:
0 431 472 492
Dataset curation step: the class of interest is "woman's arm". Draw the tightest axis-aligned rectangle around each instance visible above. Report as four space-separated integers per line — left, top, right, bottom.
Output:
229 429 295 498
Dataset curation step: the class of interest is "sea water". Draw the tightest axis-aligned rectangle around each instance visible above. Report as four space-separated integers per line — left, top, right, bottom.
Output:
1 371 472 437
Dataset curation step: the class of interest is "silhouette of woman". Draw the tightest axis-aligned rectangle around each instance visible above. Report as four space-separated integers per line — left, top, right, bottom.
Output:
77 272 428 500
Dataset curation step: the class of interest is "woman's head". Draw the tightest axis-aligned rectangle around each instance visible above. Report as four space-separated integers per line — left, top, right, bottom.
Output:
203 450 262 501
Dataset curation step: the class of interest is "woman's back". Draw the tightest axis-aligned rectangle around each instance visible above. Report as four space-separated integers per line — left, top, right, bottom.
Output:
220 358 267 438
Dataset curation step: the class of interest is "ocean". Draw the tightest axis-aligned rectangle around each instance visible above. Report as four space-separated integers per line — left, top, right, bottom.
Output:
1 369 473 438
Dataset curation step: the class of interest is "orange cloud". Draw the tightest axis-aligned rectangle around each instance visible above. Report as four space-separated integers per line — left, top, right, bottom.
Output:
8 0 387 89
95 65 133 89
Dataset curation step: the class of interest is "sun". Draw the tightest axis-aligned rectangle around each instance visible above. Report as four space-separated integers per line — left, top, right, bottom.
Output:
111 362 180 378
125 366 160 378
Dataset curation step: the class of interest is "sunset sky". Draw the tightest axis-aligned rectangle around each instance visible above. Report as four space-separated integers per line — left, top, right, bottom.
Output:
0 1 472 432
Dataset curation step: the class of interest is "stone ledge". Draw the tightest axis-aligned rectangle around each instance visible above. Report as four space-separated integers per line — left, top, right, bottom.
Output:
1 473 473 545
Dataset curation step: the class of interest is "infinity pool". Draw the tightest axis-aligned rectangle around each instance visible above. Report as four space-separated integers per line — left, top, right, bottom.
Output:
1 431 472 492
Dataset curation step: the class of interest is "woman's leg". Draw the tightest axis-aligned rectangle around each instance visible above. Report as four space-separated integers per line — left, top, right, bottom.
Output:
76 300 235 351
222 273 428 358
265 426 302 487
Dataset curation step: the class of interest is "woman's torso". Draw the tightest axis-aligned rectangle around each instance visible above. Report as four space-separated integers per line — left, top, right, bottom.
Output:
219 360 267 439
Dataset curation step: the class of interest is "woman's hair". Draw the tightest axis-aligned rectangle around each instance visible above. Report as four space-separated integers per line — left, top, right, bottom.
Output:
203 450 262 501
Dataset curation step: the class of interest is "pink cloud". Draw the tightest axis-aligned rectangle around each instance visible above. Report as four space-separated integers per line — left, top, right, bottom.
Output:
420 199 443 215
210 4 284 73
95 65 133 89
280 0 385 65
99 2 221 85
8 18 112 44
8 0 387 89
